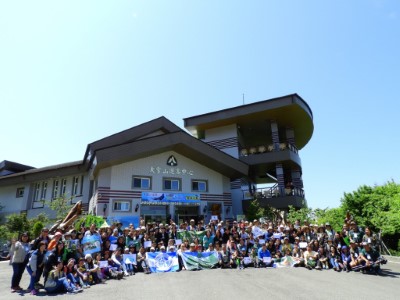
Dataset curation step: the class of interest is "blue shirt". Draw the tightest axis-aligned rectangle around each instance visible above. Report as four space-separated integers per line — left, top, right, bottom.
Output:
258 247 271 259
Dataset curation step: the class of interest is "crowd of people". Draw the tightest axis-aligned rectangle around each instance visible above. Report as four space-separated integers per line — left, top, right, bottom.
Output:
8 215 388 295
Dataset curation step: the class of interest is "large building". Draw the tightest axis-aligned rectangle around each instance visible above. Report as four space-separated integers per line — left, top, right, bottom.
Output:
0 94 313 225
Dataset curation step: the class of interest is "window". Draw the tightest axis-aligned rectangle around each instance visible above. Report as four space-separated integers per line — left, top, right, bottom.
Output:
163 178 181 191
16 187 24 198
52 179 59 199
132 176 151 190
41 182 47 200
72 176 79 196
33 183 40 201
113 200 131 212
192 180 208 192
60 178 67 196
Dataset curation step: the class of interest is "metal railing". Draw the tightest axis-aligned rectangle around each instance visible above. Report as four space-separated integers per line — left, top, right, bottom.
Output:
240 142 298 157
243 185 304 199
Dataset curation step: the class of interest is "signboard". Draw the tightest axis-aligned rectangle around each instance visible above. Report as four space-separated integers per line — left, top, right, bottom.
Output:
142 192 201 205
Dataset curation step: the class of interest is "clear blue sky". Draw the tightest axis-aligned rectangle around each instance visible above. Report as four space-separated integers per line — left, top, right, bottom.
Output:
1 0 399 210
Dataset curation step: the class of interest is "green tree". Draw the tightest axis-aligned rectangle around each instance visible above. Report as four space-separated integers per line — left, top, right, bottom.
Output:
286 205 314 224
47 194 74 220
314 207 346 233
245 199 266 221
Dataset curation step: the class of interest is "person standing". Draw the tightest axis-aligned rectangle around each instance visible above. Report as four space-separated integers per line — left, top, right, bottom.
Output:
10 233 30 293
26 241 47 295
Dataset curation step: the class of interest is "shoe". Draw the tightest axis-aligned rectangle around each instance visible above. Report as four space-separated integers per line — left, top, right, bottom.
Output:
25 288 31 293
30 289 37 295
11 288 16 293
67 289 78 294
75 288 83 293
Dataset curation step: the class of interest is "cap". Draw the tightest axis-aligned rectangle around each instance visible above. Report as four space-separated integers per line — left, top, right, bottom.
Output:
341 245 347 250
160 246 165 249
325 222 331 226
54 232 62 237
85 254 92 260
190 243 195 247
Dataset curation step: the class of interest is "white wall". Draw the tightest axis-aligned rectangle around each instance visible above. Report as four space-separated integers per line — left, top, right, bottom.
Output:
203 124 237 142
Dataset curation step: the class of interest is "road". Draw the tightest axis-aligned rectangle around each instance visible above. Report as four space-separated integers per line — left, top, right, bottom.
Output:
0 260 399 300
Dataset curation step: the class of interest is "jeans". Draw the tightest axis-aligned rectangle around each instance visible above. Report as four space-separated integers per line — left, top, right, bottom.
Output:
26 265 43 290
45 277 76 294
11 262 26 288
330 258 339 269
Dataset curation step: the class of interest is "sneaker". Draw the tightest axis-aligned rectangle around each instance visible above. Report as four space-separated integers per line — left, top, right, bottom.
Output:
67 289 78 294
75 288 83 293
25 288 31 293
11 288 16 293
30 289 37 295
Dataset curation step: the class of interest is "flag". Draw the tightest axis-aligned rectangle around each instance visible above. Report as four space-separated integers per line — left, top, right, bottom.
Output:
177 230 206 244
180 251 219 270
146 252 179 273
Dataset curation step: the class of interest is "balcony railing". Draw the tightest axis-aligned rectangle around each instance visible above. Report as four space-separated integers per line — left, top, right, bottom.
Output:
240 142 298 157
243 185 304 199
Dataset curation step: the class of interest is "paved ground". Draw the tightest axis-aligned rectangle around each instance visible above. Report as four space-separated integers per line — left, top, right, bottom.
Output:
1 260 399 300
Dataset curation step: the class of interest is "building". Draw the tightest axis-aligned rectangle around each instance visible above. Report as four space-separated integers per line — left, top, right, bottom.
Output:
0 94 313 225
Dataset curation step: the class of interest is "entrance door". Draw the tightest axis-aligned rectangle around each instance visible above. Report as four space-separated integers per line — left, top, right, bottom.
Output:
174 206 199 224
208 203 222 221
141 205 168 224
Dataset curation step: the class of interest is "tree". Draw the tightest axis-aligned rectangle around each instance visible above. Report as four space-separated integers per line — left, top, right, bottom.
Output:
46 194 74 220
0 212 49 241
286 205 314 224
245 199 266 221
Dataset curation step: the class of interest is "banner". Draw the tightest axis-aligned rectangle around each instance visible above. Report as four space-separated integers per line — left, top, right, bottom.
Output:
146 252 179 273
81 234 102 255
107 216 140 229
123 254 137 265
180 251 219 270
177 230 206 244
142 192 201 205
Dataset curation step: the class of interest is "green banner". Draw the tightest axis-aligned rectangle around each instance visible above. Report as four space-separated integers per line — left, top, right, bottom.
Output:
180 251 219 270
177 230 206 245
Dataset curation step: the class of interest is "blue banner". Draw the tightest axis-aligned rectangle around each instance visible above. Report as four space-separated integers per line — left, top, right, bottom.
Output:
142 192 201 205
107 216 140 229
81 234 102 256
146 252 179 273
180 251 219 270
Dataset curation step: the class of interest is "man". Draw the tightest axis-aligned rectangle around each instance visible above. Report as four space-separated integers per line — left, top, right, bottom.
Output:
303 244 318 270
219 244 232 268
359 242 382 274
31 228 50 250
257 243 272 267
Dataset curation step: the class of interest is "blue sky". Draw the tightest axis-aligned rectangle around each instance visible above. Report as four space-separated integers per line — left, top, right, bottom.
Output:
1 0 399 210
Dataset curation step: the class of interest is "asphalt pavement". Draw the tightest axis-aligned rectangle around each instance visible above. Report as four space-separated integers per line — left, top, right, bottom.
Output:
1 259 399 300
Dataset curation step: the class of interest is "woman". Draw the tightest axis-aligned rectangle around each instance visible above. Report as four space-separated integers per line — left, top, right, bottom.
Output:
64 258 82 288
26 241 47 295
362 226 380 251
44 241 65 284
203 230 214 250
45 259 82 294
137 246 151 274
10 232 30 293
328 246 341 271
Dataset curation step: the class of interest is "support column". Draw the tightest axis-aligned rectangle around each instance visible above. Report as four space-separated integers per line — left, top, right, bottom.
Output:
276 163 285 196
271 120 280 151
286 127 295 145
291 169 303 188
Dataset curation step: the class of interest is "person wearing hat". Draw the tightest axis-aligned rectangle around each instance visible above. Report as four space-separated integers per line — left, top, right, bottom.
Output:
340 245 351 272
359 242 381 274
47 232 63 252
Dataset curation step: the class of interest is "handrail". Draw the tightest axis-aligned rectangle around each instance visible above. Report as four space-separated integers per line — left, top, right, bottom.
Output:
240 142 298 157
244 185 304 199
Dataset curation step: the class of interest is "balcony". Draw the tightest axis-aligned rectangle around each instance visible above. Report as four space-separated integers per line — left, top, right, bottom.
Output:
239 142 298 157
242 185 306 210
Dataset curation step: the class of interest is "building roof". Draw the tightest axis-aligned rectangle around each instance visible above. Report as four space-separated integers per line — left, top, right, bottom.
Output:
0 160 35 176
0 161 84 186
184 93 314 150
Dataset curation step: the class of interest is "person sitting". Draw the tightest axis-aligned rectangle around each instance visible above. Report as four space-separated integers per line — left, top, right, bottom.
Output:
340 245 352 272
303 244 318 270
44 259 82 294
257 243 272 267
359 242 382 275
64 258 82 289
219 244 232 268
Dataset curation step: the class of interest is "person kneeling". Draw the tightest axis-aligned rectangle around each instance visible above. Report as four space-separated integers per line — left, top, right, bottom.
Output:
45 259 82 295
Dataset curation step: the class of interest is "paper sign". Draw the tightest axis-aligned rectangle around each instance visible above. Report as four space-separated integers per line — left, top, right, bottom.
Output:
123 254 137 265
299 242 308 249
144 241 152 248
252 227 265 238
243 257 252 265
263 257 272 264
211 215 219 221
175 239 182 246
98 261 108 268
109 244 117 251
273 233 282 239
258 239 266 245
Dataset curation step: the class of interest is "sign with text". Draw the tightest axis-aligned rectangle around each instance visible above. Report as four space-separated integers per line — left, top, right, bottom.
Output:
142 192 201 205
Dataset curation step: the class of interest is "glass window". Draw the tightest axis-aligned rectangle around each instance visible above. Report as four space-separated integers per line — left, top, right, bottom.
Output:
52 179 59 199
60 178 67 196
163 178 180 191
132 176 151 190
113 201 131 212
192 180 207 192
72 176 79 195
33 183 40 201
41 182 47 200
16 187 24 198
